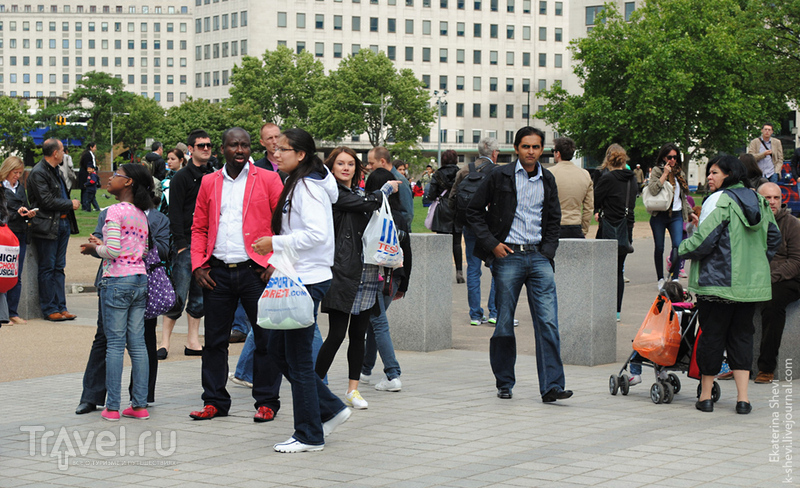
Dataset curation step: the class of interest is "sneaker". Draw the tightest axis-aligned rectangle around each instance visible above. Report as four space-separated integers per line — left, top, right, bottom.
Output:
121 407 150 420
679 270 688 279
628 375 642 386
481 316 489 324
323 408 352 437
345 389 368 409
254 406 275 423
101 409 120 421
513 319 519 327
359 372 371 384
487 317 497 325
657 278 666 291
228 372 253 388
375 377 402 392
623 275 631 283
616 312 621 322
273 437 324 453
189 404 223 420
470 319 481 326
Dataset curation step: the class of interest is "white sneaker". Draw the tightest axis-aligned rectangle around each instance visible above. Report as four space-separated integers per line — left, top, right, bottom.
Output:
513 319 520 327
359 373 371 384
345 389 368 409
375 377 402 392
228 372 253 388
657 278 666 291
629 375 642 386
323 408 352 437
624 275 631 283
273 437 324 453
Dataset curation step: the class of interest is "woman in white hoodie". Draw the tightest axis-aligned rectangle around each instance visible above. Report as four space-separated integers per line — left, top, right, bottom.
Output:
252 128 350 453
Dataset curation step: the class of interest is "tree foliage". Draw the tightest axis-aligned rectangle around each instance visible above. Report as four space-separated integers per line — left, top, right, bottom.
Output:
155 98 262 151
310 49 436 147
229 46 325 129
0 96 34 158
112 95 165 153
752 0 800 105
537 0 787 166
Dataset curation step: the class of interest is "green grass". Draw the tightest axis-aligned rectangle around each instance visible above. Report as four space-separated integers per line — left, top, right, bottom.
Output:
73 189 112 238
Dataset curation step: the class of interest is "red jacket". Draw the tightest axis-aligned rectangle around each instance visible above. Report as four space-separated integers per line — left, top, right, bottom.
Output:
191 164 283 271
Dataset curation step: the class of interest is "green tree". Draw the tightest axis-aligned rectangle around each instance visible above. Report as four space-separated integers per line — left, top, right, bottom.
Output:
0 96 34 159
310 49 436 147
156 98 262 151
112 95 165 154
230 46 325 128
751 0 800 105
537 0 786 165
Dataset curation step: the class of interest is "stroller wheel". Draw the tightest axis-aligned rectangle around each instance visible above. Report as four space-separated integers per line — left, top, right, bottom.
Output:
619 374 630 396
668 373 681 394
712 381 721 403
650 382 665 404
609 375 619 396
663 382 675 404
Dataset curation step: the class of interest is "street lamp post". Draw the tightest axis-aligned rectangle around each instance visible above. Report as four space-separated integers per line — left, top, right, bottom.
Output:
434 90 447 168
362 94 388 146
109 107 130 170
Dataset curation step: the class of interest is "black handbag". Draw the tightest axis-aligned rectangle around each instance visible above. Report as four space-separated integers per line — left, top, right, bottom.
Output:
430 190 455 234
601 180 634 255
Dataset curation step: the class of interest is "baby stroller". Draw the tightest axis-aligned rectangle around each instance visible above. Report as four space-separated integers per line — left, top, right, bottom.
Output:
609 281 722 404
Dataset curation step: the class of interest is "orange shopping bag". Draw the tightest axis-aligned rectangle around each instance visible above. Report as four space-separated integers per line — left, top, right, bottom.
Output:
632 295 682 366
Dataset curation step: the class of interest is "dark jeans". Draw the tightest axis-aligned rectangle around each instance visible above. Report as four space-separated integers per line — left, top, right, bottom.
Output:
79 298 158 405
201 264 281 415
649 212 683 280
82 191 100 211
758 280 800 373
317 310 371 381
559 225 584 239
268 280 346 446
35 218 70 316
7 231 26 318
696 298 755 375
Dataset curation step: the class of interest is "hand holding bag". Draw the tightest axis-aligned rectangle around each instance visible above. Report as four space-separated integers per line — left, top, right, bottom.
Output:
144 235 177 320
257 247 315 330
633 295 682 366
363 197 404 269
643 179 674 213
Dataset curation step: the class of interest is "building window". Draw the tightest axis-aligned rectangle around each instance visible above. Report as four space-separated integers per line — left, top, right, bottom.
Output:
490 24 498 39
167 92 174 102
334 43 343 58
387 45 396 60
555 27 562 42
457 49 465 63
474 23 481 37
352 44 361 56
440 48 448 62
539 27 546 41
315 42 324 57
489 77 497 91
405 46 413 60
231 13 238 28
507 25 514 39
586 6 604 25
506 78 514 91
555 1 562 15
624 2 635 21
296 41 305 54
406 19 413 34
334 15 342 30
241 11 248 27
490 51 498 65
456 76 464 90
423 47 431 62
222 70 229 85
522 52 531 66
474 0 481 9
457 22 465 36
473 50 481 64
316 14 324 29
490 0 498 11
213 16 220 31
506 52 514 65
130 75 136 85
221 15 228 30
372 17 379 32
440 21 448 35
421 75 430 88
554 53 562 67
213 44 220 58
489 104 497 118
456 103 464 117
423 20 431 35
278 12 287 27
539 53 546 66
473 104 481 117
505 104 514 118
539 0 546 14
473 76 481 90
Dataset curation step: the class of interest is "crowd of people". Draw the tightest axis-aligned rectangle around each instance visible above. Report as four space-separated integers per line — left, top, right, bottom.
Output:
0 121 793 451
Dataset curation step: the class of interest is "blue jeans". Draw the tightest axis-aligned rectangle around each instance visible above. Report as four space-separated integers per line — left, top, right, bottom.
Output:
768 173 779 183
649 212 684 280
99 274 148 411
268 280 345 446
463 228 496 321
491 250 566 396
7 231 26 318
362 283 402 380
35 219 70 315
165 248 204 320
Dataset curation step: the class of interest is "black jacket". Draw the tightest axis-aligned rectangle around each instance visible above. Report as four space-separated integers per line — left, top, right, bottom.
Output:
594 169 637 225
144 152 167 180
27 159 78 239
77 150 96 191
4 183 29 235
321 184 385 314
426 165 460 200
466 161 561 265
168 161 213 250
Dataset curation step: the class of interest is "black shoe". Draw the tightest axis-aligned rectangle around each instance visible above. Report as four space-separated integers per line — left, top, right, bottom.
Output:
736 401 752 414
542 388 573 403
695 399 714 412
156 347 168 360
75 402 96 415
497 388 512 399
229 330 247 343
184 346 203 356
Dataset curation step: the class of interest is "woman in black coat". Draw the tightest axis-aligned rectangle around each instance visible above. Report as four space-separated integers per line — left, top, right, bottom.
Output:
594 144 638 321
78 142 97 211
317 147 398 409
425 149 464 282
0 156 34 324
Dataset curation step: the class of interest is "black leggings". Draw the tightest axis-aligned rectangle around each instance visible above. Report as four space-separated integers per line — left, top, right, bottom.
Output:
438 231 463 272
316 310 371 381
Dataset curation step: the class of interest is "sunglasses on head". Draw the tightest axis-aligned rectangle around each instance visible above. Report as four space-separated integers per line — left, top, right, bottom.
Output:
194 143 212 149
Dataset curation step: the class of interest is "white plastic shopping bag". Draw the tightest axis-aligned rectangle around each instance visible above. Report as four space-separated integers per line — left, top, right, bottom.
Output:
362 197 404 269
256 247 315 330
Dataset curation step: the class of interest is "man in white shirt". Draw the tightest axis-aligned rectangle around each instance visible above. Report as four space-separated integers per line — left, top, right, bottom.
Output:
748 123 784 183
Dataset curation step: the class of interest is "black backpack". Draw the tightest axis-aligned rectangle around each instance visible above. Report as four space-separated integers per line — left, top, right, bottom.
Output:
455 158 494 223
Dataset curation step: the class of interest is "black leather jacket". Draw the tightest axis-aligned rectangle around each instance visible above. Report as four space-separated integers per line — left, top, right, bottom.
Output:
27 159 78 239
466 161 561 265
4 182 29 235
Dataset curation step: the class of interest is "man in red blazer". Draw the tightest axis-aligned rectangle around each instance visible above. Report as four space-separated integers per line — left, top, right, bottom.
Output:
188 127 285 422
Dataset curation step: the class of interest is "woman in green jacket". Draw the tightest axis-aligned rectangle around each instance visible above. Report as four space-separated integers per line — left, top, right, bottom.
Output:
679 155 780 415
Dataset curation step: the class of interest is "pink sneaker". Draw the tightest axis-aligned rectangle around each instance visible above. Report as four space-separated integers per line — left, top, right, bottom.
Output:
122 406 150 420
101 409 120 421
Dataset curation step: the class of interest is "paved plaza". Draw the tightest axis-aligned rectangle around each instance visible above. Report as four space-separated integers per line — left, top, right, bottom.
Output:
0 233 795 487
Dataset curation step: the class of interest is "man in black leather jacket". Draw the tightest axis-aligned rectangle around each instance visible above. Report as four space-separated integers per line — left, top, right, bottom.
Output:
27 138 80 321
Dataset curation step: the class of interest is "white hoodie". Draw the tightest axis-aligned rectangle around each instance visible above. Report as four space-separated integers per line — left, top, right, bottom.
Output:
272 167 339 285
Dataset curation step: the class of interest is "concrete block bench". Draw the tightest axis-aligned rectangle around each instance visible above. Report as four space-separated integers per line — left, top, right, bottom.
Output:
554 239 618 366
18 241 43 320
385 233 452 352
752 301 800 381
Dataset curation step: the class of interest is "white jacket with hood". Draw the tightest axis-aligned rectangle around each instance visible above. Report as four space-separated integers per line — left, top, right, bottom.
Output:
272 166 339 285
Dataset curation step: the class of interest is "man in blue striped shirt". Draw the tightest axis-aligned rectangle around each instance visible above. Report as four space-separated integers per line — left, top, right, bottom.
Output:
466 127 572 403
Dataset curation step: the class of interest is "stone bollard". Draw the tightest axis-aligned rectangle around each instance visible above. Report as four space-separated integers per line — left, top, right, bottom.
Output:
18 240 43 320
385 233 452 352
554 238 618 366
752 302 799 381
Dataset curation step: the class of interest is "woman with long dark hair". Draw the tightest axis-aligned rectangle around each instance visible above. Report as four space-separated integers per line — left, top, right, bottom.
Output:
316 147 398 410
80 163 153 421
251 129 350 453
646 143 698 290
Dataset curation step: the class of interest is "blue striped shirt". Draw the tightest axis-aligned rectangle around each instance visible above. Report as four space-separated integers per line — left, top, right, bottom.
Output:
506 160 544 245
